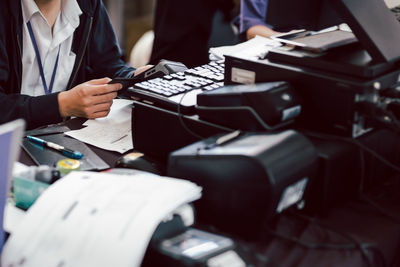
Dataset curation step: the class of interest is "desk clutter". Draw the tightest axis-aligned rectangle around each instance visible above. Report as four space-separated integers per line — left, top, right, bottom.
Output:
4 28 400 266
22 129 110 171
2 171 206 267
128 28 400 266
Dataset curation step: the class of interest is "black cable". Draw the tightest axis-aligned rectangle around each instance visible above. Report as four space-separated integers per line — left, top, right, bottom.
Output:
358 147 366 197
177 91 205 140
267 228 381 267
356 101 400 227
362 101 400 135
351 139 400 173
360 195 400 225
302 129 399 266
289 211 386 267
268 228 356 250
176 90 239 144
303 131 400 174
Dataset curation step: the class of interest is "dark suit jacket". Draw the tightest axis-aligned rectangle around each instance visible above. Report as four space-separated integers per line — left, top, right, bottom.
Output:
150 0 235 68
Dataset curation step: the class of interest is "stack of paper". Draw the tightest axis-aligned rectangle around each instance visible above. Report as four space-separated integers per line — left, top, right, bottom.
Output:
209 35 281 61
1 171 202 267
66 99 133 153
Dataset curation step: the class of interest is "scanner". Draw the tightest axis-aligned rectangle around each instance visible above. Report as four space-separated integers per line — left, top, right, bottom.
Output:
167 130 318 237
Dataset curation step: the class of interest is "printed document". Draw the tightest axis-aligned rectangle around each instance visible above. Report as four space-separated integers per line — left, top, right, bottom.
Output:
2 171 202 267
65 99 133 153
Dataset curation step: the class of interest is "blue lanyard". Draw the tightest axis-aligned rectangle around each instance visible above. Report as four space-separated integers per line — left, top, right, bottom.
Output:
27 21 61 95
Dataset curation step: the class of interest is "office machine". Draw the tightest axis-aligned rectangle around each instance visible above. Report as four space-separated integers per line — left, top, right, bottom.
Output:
225 0 400 138
266 0 400 76
104 168 241 267
144 227 241 267
110 59 188 90
127 61 225 114
146 204 235 267
267 0 400 62
225 55 400 137
167 131 318 237
132 101 233 161
196 82 301 131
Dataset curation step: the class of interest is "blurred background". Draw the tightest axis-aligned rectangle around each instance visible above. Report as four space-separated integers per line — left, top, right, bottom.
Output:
103 0 154 62
102 0 240 68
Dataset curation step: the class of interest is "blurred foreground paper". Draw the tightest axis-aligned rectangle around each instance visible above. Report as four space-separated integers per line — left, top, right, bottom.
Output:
2 171 202 267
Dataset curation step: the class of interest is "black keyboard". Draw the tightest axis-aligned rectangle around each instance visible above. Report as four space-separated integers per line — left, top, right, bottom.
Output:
127 60 225 113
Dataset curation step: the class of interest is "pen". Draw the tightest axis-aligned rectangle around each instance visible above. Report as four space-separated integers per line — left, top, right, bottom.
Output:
27 135 83 159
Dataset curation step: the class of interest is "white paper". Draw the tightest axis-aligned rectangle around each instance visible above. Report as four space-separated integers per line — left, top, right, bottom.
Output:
65 99 133 153
3 163 29 235
2 171 202 267
3 202 26 235
209 35 281 61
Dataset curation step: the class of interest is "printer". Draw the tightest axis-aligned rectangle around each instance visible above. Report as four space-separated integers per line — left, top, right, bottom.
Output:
168 130 318 238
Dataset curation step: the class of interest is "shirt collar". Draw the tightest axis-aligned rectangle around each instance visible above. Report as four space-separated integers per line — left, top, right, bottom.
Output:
21 0 41 24
62 0 83 29
21 0 82 27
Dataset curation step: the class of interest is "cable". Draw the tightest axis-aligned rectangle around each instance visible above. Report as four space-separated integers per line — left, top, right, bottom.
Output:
176 91 240 144
361 101 400 135
303 131 400 174
292 212 383 267
360 195 400 225
267 228 379 267
177 91 205 140
358 147 366 197
267 212 386 267
351 139 400 173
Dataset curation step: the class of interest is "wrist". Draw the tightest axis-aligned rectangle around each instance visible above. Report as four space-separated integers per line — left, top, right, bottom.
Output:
58 91 69 118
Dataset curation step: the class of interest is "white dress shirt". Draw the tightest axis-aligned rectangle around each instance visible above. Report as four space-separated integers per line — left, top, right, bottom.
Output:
21 0 82 96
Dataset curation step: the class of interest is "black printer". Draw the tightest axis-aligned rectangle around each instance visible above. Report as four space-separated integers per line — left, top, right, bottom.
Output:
168 130 318 238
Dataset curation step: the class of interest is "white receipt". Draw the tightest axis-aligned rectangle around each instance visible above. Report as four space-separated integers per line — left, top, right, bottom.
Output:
1 171 202 267
65 99 133 153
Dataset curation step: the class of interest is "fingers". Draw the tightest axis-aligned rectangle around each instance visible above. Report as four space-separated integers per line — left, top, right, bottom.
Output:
134 65 154 77
89 111 110 119
91 91 118 104
86 83 122 95
85 101 114 119
87 77 112 85
64 78 126 119
84 78 122 96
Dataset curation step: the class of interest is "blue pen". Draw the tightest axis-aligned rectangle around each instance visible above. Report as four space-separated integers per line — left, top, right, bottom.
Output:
27 135 83 159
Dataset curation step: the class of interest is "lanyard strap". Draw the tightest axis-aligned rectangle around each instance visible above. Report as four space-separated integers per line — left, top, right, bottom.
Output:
27 21 61 95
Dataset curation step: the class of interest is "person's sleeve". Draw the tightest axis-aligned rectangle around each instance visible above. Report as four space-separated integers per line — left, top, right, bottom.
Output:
0 35 62 129
239 0 269 34
87 1 136 79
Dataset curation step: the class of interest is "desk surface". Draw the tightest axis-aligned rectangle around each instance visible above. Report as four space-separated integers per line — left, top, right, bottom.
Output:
19 118 122 168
